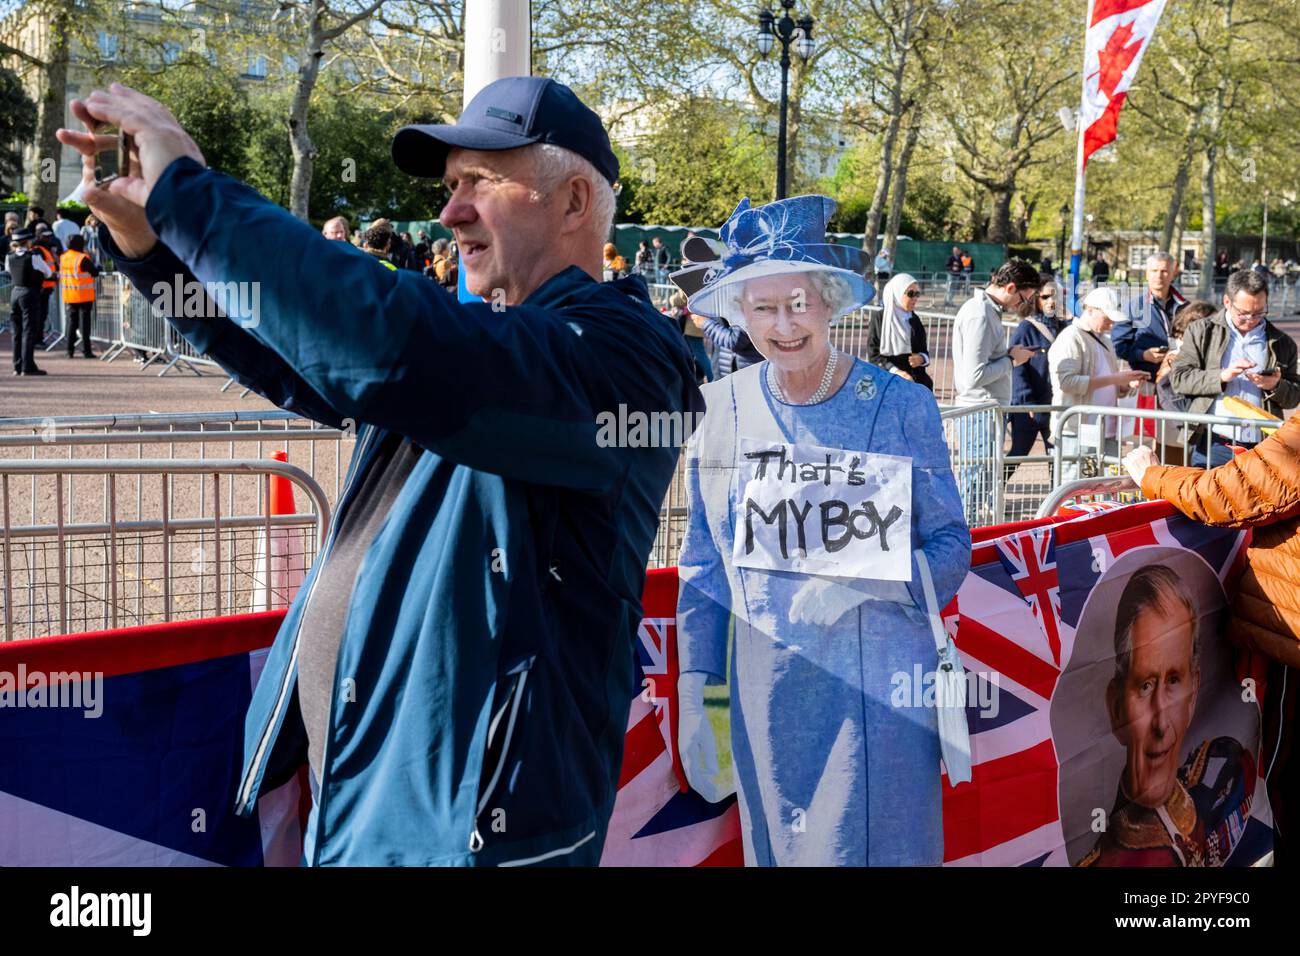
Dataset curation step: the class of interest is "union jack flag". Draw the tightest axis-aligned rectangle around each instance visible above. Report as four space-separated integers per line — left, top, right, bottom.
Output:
599 569 743 866
995 528 1063 666
942 501 1273 866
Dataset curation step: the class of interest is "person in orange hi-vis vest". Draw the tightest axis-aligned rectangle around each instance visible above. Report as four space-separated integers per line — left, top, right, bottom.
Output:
33 226 60 346
59 234 101 357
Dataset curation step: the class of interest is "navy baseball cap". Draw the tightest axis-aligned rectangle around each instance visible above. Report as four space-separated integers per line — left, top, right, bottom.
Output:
392 76 619 185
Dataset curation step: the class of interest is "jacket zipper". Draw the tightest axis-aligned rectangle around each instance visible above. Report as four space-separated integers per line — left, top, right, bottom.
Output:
235 424 379 815
469 668 530 853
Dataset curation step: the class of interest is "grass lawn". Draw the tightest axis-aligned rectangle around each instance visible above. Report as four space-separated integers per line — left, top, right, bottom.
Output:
704 683 733 775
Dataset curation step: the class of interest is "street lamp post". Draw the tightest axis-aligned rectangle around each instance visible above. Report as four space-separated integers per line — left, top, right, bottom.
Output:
756 1 814 200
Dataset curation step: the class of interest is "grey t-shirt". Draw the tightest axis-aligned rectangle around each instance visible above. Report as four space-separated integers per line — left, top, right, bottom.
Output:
297 430 423 781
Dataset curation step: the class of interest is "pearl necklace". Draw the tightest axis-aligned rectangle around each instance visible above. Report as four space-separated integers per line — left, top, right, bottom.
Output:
768 348 839 405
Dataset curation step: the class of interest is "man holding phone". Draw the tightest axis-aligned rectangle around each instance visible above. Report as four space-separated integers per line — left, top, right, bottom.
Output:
1114 251 1187 377
1168 269 1300 467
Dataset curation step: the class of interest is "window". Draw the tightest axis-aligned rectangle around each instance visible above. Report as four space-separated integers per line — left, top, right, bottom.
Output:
283 54 299 74
244 54 268 78
97 32 119 61
1127 244 1157 269
162 41 181 64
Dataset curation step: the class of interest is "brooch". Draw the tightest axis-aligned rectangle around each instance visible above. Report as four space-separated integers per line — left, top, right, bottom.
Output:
855 376 877 401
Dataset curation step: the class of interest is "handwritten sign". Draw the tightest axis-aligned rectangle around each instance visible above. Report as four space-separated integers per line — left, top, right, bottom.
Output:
732 438 912 580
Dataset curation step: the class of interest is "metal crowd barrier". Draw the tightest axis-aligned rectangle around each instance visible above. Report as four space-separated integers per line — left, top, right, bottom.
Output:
0 410 353 507
20 272 238 384
1035 476 1139 519
940 401 1004 528
0 458 330 641
648 282 676 310
1051 404 1265 486
110 278 166 365
160 324 226 376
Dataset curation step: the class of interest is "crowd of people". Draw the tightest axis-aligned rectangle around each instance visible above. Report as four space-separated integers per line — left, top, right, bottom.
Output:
969 252 1300 479
4 67 1293 874
4 205 106 375
318 215 461 291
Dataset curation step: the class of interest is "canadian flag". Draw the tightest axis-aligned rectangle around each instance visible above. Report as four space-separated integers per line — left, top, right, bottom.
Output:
1080 0 1168 167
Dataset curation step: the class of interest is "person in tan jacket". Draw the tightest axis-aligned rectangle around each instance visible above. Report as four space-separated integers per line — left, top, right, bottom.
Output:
1050 287 1149 478
1125 421 1300 862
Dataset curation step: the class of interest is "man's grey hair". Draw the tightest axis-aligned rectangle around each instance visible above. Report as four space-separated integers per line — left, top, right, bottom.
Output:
432 238 449 255
1145 251 1177 270
1112 564 1199 685
529 143 617 242
1227 268 1269 301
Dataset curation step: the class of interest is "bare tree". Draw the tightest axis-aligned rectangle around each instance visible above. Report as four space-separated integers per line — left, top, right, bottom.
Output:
938 11 1075 243
271 0 387 220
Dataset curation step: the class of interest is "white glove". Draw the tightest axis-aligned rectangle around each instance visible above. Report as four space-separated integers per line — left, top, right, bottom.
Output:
788 575 912 626
677 672 734 803
1123 445 1159 488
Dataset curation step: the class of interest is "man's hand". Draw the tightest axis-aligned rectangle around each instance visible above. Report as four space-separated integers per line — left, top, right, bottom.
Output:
55 84 205 258
1246 368 1282 391
1123 445 1159 489
1142 346 1169 365
1221 357 1256 384
690 312 708 330
908 353 925 368
1010 344 1035 366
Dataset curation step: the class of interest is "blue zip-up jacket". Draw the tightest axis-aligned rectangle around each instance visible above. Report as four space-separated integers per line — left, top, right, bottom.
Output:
1112 287 1186 376
102 157 702 866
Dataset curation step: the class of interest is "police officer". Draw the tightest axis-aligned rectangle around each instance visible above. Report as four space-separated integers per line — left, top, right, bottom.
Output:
4 228 52 375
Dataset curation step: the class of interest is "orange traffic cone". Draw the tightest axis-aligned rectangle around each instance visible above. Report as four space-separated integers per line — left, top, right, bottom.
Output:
249 451 307 611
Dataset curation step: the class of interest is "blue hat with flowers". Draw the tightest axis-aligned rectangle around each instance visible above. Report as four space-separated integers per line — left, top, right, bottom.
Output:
669 194 874 324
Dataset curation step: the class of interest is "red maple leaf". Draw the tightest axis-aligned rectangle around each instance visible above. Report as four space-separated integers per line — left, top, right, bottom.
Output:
1092 21 1141 101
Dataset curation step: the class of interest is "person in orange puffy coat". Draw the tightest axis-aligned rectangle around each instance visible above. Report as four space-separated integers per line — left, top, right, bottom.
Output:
1126 420 1300 864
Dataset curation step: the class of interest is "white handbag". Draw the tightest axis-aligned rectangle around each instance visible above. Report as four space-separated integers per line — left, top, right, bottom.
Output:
915 549 972 785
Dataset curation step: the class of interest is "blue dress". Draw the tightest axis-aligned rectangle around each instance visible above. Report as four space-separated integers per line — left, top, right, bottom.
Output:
676 357 970 865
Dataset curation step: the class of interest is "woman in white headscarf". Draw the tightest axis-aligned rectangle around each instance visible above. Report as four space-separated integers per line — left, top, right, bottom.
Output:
867 272 932 391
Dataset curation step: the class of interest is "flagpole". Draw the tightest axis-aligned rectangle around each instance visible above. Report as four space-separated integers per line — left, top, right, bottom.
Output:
457 0 532 304
1068 0 1095 318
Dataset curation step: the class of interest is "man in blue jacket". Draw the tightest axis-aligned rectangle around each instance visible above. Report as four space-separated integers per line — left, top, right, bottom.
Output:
58 79 702 866
1112 251 1187 377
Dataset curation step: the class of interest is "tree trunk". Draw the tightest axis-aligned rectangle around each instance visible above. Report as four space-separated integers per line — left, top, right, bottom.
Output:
862 118 898 260
1160 111 1201 253
32 2 71 214
883 113 919 255
966 184 986 241
862 0 916 258
987 186 1013 243
1197 0 1232 298
288 3 327 221
1172 207 1185 267
1198 142 1217 298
